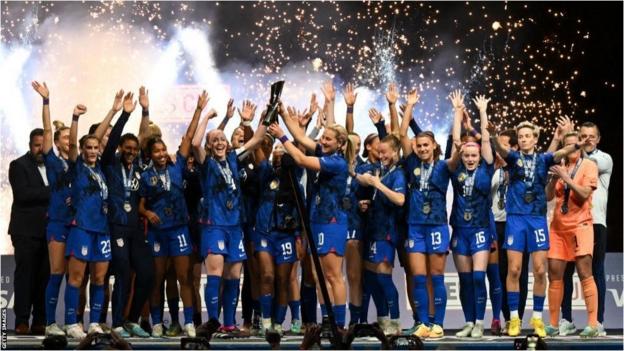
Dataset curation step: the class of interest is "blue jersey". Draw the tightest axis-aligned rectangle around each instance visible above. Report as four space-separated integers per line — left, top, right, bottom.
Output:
104 155 142 227
139 152 189 229
450 162 494 228
239 154 262 227
43 150 74 224
404 154 450 225
310 145 348 225
199 150 243 227
366 165 406 244
504 150 555 216
71 157 109 233
345 161 380 232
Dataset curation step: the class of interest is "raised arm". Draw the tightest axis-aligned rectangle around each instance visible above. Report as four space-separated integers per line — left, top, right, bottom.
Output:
447 90 464 172
399 88 420 157
239 117 268 158
369 108 387 139
217 98 235 131
547 116 573 153
344 83 357 133
32 81 52 154
462 109 482 141
487 121 509 159
279 102 317 152
473 95 493 164
69 104 88 162
94 89 123 141
386 83 400 135
268 123 321 172
553 136 592 163
102 92 136 165
320 80 336 126
181 90 210 159
191 108 217 164
137 86 151 145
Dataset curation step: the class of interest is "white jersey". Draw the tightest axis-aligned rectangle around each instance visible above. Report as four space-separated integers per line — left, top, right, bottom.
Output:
586 148 612 227
490 167 507 222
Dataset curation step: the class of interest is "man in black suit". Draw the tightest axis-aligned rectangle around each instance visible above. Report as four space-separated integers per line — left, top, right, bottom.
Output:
8 128 51 335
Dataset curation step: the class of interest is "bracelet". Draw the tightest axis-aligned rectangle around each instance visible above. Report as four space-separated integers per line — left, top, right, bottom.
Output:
346 105 354 114
241 121 252 127
43 98 50 105
469 128 478 137
142 109 149 117
279 135 289 144
72 114 79 122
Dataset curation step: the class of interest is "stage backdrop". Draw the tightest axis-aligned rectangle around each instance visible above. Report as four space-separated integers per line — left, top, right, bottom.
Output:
1 253 621 330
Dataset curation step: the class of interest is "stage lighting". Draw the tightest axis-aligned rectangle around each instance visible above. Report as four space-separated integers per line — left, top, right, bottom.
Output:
513 334 547 350
181 337 211 350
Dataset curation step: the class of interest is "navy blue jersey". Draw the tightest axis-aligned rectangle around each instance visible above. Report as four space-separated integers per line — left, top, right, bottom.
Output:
366 165 406 244
103 155 142 227
239 156 262 227
183 163 203 221
255 159 302 234
450 162 494 228
72 157 109 233
404 154 450 225
199 150 242 227
309 145 348 225
43 150 74 224
139 152 189 229
504 150 555 216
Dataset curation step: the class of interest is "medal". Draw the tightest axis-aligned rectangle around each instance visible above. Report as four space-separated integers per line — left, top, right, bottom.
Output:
123 201 132 212
422 202 431 214
150 176 158 186
463 210 472 221
498 199 505 210
226 200 234 210
342 197 352 210
102 203 108 215
270 179 279 190
524 191 534 203
316 195 321 205
164 207 173 216
413 167 421 176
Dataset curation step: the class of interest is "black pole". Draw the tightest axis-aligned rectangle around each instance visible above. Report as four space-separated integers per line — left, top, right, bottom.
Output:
286 168 342 349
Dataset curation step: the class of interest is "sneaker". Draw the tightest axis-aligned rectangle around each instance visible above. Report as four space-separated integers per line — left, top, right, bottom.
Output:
428 324 444 339
412 323 430 338
508 317 522 337
387 320 401 336
113 326 130 338
530 317 546 338
261 318 272 334
379 318 392 335
471 323 484 338
87 323 104 335
273 324 283 336
455 322 474 337
45 323 66 336
491 319 502 336
559 319 576 336
66 323 87 340
597 322 607 336
290 319 302 335
124 322 150 338
184 323 196 337
545 325 559 337
99 324 112 333
580 325 600 338
165 322 182 337
502 320 510 335
152 323 164 337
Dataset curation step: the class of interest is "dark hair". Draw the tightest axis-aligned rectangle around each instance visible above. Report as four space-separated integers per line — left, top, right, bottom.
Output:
79 134 99 149
580 121 600 137
415 131 442 159
120 133 139 147
500 129 518 146
29 128 44 145
362 133 379 158
88 123 111 135
145 137 166 155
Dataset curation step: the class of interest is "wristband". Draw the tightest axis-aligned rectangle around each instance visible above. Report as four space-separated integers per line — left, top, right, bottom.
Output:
72 114 79 122
346 105 354 114
469 128 478 137
142 109 149 117
241 121 252 127
279 135 289 144
43 98 50 105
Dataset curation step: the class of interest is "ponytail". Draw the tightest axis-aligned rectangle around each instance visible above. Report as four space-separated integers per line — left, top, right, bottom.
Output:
326 124 355 173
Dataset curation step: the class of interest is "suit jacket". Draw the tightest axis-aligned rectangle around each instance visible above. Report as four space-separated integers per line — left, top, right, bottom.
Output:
8 152 50 239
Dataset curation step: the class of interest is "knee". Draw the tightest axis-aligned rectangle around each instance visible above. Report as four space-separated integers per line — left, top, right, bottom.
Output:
533 263 547 279
260 271 275 287
68 273 83 287
508 264 522 279
324 270 343 286
347 265 361 282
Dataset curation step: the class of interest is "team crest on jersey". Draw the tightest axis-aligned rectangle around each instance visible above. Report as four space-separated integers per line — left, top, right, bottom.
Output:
154 242 161 253
261 239 268 248
409 239 414 248
516 159 523 167
116 238 124 248
413 168 421 176
507 235 514 246
458 173 467 182
81 246 88 256
150 176 158 186
218 240 225 250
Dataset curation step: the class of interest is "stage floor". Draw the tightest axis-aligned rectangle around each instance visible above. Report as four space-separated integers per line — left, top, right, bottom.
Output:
5 331 624 350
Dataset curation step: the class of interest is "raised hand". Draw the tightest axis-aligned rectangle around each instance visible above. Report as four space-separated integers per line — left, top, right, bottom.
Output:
406 88 419 105
343 83 357 106
205 108 218 120
309 93 319 115
486 121 499 136
472 95 491 112
368 108 383 124
139 86 149 110
196 90 210 111
267 122 285 138
112 89 124 112
123 92 137 113
320 80 336 102
225 98 235 119
297 109 311 128
73 104 87 117
238 100 257 122
448 89 464 110
386 83 399 104
31 81 49 99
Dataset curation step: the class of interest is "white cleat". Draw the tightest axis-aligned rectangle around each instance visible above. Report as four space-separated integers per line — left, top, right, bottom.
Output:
87 323 104 335
66 323 87 340
184 323 196 338
455 322 474 337
151 323 164 337
45 323 66 336
470 322 484 338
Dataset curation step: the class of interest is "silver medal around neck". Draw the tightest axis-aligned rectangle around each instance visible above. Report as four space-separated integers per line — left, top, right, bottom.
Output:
498 199 505 210
270 179 279 190
123 201 132 213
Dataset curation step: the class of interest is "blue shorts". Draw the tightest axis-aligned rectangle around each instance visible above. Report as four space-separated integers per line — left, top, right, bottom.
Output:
148 225 192 257
346 227 362 241
66 227 111 262
406 224 450 254
254 231 297 265
366 240 395 265
47 220 69 243
504 215 550 253
310 223 347 257
488 212 497 242
200 225 247 263
451 227 491 256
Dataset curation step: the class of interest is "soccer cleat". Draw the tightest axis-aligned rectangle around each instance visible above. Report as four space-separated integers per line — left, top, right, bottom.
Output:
165 322 182 337
273 324 283 336
388 320 401 336
502 320 510 335
428 324 444 339
579 325 600 338
99 324 112 333
87 323 104 335
558 319 576 336
455 322 474 337
379 318 392 335
490 319 502 336
412 323 430 338
151 323 164 337
545 325 559 337
597 322 607 336
508 317 522 337
470 323 484 338
184 323 196 337
45 323 65 336
290 319 302 335
66 323 87 340
112 326 130 338
530 317 546 338
124 322 150 338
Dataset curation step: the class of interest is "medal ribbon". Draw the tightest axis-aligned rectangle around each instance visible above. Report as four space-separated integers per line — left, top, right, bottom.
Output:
519 152 537 189
562 157 583 213
121 163 134 200
87 165 108 200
